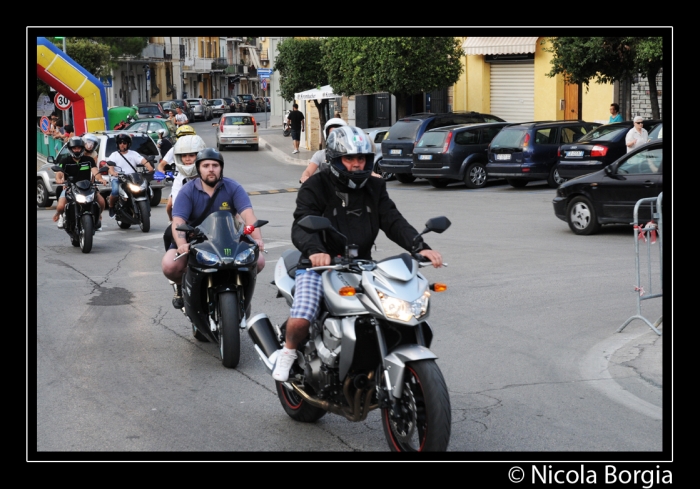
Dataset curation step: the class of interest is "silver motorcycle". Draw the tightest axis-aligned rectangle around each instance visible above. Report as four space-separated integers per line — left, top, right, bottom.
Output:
247 215 452 452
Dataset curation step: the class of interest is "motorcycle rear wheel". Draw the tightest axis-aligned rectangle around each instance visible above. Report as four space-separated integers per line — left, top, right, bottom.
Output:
79 214 94 253
218 291 240 368
276 380 326 422
381 359 451 452
137 200 150 232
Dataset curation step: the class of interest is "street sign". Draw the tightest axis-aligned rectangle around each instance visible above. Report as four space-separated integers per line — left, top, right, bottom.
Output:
54 93 72 110
258 69 272 79
261 79 268 90
40 116 51 135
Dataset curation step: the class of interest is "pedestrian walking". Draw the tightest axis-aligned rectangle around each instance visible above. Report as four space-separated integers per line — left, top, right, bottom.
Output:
287 103 305 154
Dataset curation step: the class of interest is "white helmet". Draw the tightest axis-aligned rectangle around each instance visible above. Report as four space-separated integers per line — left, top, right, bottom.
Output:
83 133 99 153
174 135 206 178
323 118 347 141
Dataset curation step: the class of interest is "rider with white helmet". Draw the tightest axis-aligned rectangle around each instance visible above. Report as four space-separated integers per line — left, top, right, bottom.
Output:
298 118 347 183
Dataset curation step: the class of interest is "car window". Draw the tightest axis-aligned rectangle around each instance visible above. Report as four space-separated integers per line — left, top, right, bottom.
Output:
454 130 479 145
617 147 662 175
387 120 422 140
482 126 503 143
129 121 150 133
373 131 387 144
561 126 589 144
417 131 447 147
223 116 253 125
648 123 663 140
481 114 505 123
491 128 526 148
579 125 627 142
534 128 556 145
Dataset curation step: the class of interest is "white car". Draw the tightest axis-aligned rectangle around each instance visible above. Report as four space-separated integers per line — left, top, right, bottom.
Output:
364 126 393 180
212 113 259 151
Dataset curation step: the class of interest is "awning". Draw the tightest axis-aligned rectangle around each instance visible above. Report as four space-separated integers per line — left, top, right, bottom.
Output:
295 85 337 102
462 37 539 56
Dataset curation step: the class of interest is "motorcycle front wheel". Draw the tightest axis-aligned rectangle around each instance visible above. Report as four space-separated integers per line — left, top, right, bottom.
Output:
137 200 150 232
381 359 451 452
79 214 94 253
218 291 240 368
276 380 326 423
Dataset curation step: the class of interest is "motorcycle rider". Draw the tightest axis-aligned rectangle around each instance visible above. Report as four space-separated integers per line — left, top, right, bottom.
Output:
52 136 107 230
157 125 197 222
299 118 347 183
271 125 444 382
161 148 265 309
106 133 155 218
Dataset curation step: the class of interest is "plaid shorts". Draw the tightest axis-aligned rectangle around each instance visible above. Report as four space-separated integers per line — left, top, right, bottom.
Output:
289 271 324 322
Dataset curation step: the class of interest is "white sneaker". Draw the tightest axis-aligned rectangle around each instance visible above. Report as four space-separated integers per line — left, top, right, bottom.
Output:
271 348 297 382
56 214 64 229
292 149 299 154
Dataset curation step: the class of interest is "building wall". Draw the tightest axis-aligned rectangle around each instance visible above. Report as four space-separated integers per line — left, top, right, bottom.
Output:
582 82 616 124
534 43 561 121
631 70 663 120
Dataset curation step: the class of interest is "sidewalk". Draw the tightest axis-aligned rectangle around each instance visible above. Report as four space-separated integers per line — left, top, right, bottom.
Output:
258 127 315 168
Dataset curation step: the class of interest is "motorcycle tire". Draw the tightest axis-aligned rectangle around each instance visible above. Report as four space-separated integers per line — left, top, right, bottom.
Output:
218 291 241 369
137 200 150 232
381 359 451 452
276 380 327 422
79 214 94 254
116 208 131 229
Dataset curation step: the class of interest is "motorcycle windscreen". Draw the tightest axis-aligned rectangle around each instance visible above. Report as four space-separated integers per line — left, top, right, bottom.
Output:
193 210 250 265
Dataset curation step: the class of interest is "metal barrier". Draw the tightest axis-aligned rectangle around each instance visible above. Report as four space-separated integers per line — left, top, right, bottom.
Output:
617 192 663 335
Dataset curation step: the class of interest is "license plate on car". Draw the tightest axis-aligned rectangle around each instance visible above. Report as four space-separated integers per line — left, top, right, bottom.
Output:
419 155 432 160
567 150 584 157
233 140 246 144
495 154 511 160
390 149 402 155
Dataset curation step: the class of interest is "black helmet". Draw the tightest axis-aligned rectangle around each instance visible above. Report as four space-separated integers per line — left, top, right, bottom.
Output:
195 148 225 182
325 125 375 191
115 133 132 149
67 136 85 159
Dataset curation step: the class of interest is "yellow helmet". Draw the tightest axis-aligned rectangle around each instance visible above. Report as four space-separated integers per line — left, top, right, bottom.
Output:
175 125 196 138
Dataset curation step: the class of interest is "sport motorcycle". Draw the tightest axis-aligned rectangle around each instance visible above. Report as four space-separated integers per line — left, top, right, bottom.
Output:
247 215 452 451
175 211 268 369
106 160 155 232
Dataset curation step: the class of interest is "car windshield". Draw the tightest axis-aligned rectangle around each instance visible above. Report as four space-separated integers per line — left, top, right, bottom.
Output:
222 116 253 125
187 100 201 106
577 125 627 142
239 95 253 101
387 120 423 140
417 131 447 147
212 99 224 105
490 128 526 148
648 123 663 140
139 106 161 114
105 135 159 157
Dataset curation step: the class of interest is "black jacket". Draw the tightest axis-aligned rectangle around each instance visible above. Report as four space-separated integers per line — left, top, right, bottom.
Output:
292 171 429 261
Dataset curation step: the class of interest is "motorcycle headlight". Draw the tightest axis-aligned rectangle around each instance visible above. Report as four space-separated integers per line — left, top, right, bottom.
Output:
378 290 430 322
75 193 95 204
234 248 255 265
127 182 143 193
196 250 221 266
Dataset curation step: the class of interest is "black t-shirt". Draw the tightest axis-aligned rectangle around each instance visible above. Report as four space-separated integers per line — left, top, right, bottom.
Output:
57 155 96 183
159 139 173 156
287 110 304 132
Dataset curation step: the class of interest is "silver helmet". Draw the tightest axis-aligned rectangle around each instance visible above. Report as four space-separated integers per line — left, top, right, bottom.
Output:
325 125 375 191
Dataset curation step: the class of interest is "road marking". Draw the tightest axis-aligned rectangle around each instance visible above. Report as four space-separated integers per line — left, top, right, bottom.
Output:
248 188 298 195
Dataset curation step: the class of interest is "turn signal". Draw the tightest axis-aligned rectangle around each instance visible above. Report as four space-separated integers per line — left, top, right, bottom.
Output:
339 286 356 296
430 283 447 292
244 225 255 235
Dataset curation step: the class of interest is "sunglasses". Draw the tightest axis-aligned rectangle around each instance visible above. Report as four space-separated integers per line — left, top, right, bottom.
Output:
635 121 643 124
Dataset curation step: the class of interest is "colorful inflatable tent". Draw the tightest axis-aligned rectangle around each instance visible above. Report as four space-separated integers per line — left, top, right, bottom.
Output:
36 37 108 134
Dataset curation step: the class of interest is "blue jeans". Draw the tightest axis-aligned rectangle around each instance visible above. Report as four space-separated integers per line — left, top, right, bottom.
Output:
110 178 119 196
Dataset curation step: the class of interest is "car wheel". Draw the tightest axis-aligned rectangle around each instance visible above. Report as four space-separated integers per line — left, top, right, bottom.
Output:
150 188 162 207
506 178 528 188
37 180 52 207
395 174 416 184
427 178 450 188
547 165 567 188
566 196 601 235
252 144 259 151
217 142 222 151
464 162 488 189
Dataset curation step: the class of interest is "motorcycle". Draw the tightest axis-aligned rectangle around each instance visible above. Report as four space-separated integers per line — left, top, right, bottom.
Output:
51 163 109 254
175 211 268 369
105 159 156 233
247 215 452 451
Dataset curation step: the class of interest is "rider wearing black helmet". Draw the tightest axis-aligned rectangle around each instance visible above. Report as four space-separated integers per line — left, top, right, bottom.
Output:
105 133 155 218
53 137 106 230
270 125 444 382
161 148 265 309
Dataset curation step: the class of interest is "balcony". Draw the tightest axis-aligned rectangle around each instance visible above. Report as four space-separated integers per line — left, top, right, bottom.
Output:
141 43 165 59
212 58 228 70
183 57 212 72
224 64 248 75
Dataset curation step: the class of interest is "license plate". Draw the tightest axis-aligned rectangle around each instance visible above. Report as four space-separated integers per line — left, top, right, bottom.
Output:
567 150 584 157
418 155 432 160
233 140 246 144
495 154 511 161
390 149 402 155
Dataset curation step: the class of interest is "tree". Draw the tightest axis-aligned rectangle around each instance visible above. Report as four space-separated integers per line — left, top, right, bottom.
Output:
543 37 663 119
322 37 464 118
274 38 331 143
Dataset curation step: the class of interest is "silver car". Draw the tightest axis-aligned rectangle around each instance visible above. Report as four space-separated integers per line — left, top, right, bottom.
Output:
212 113 259 151
186 98 213 121
364 126 393 180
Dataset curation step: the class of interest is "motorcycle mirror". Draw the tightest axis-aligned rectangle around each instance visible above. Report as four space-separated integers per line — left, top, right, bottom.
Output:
253 219 269 229
51 165 62 172
297 215 331 232
106 161 117 166
424 216 451 234
176 223 194 233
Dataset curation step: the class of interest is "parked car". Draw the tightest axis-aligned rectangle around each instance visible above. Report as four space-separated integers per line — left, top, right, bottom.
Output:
166 99 195 122
208 98 228 117
255 96 270 112
552 140 663 235
223 96 243 113
124 117 177 147
37 131 167 208
556 120 661 181
212 113 259 151
237 94 258 113
363 126 393 181
381 112 506 184
134 102 166 120
185 98 213 121
647 121 664 141
158 100 179 116
411 122 511 188
486 120 601 188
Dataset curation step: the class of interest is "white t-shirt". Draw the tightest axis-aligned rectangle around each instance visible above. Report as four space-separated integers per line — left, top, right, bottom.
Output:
625 127 648 153
170 174 189 202
175 113 188 125
108 150 144 175
162 147 175 165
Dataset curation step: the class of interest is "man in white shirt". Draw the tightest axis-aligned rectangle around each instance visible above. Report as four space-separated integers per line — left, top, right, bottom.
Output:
174 106 189 126
106 133 154 217
625 116 649 153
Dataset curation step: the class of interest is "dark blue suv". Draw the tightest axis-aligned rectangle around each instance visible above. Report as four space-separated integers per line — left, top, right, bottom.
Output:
381 112 506 183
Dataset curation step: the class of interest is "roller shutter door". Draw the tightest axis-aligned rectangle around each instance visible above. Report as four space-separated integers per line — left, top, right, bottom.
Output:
490 62 534 123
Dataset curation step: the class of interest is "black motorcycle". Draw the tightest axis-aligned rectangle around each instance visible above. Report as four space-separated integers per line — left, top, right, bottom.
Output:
175 211 268 368
106 160 155 233
51 164 109 254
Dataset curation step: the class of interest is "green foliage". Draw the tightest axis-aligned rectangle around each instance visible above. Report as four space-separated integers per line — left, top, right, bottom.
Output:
322 37 464 96
274 38 326 102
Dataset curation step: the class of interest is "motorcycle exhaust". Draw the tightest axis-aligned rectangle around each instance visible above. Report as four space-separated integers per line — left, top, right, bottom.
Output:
247 313 280 363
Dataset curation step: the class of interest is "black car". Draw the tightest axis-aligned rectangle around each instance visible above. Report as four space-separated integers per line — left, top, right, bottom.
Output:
556 120 661 181
223 96 243 113
134 102 166 119
381 112 506 184
411 122 510 188
486 120 601 188
552 140 663 235
237 94 258 113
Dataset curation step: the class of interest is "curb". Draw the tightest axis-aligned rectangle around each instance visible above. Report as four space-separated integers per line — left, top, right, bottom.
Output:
258 137 311 167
